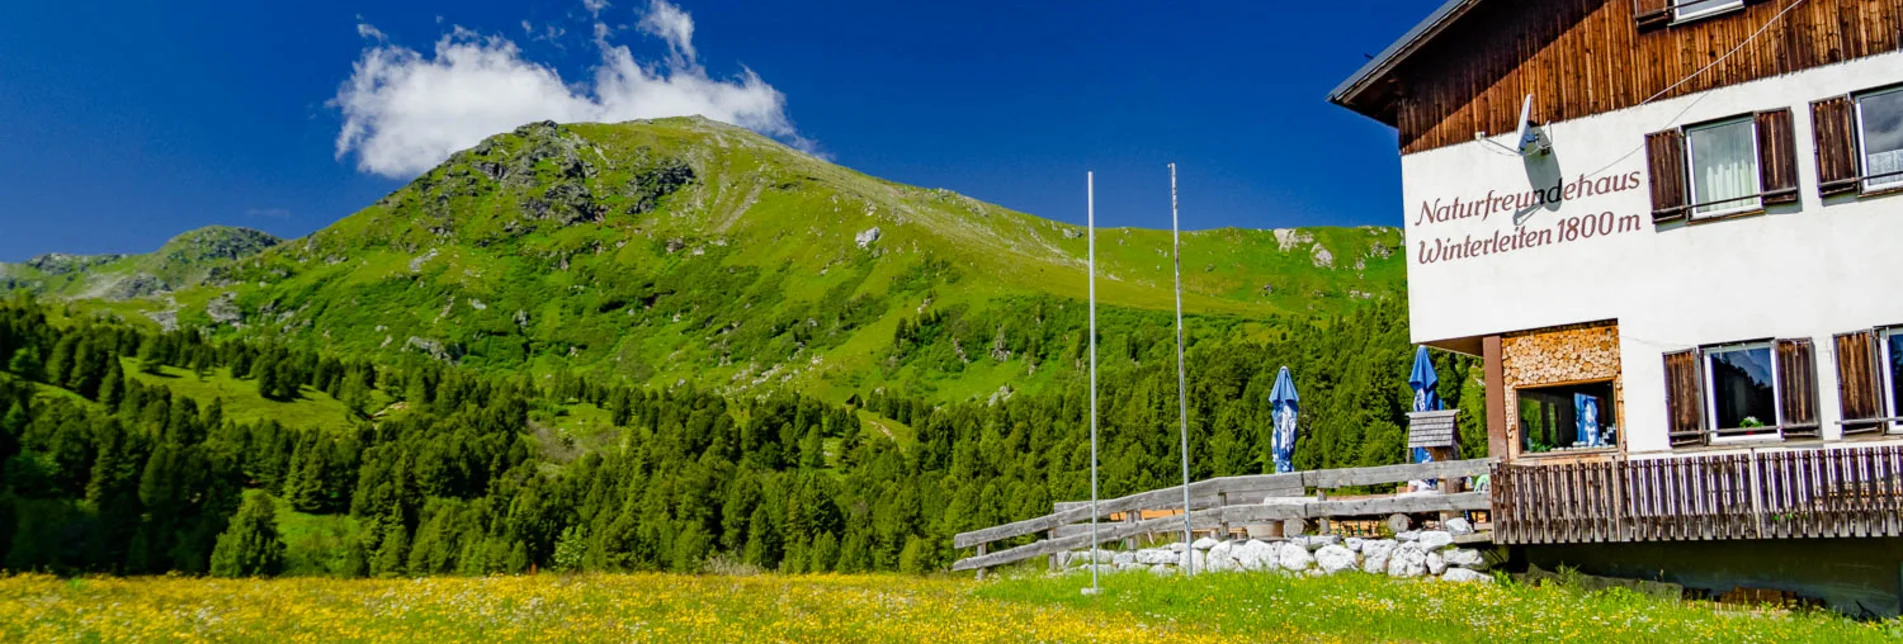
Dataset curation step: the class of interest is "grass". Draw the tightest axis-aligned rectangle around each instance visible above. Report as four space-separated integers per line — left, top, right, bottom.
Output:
2 570 1895 643
976 570 1899 643
121 361 363 433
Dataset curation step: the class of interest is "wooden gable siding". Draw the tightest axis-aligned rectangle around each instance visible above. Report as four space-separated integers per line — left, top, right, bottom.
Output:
1394 0 1903 154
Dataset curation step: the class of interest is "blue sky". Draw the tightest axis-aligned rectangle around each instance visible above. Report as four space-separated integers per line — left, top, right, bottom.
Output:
0 0 1434 261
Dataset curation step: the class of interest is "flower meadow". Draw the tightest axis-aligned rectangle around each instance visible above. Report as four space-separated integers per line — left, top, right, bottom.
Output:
2 571 1898 643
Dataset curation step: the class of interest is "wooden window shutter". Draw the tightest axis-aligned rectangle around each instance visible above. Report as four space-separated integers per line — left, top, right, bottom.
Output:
1645 129 1689 223
1663 349 1708 447
1774 338 1819 438
1635 0 1674 29
1834 330 1886 434
1812 96 1861 197
1755 109 1799 205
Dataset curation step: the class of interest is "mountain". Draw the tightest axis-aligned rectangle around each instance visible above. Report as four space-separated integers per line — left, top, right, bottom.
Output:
0 226 281 301
8 117 1403 402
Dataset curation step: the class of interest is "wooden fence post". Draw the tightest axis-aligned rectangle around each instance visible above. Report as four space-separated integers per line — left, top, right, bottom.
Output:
975 543 987 580
1219 491 1232 539
1048 527 1059 572
1123 511 1138 550
1316 489 1331 535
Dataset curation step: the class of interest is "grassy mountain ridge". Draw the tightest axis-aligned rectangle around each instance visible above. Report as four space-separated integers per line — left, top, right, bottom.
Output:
0 226 281 302
9 117 1403 403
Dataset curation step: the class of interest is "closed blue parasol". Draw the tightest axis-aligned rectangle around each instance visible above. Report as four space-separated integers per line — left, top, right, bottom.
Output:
1269 366 1299 474
1408 346 1440 468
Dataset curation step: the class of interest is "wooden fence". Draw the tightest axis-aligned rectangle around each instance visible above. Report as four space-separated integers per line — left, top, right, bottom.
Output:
1493 444 1903 545
950 459 1493 573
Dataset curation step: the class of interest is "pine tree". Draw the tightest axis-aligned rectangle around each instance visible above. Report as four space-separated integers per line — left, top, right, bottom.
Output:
7 346 42 381
209 494 286 578
44 335 77 388
374 525 410 578
134 337 161 374
98 358 125 410
254 354 280 400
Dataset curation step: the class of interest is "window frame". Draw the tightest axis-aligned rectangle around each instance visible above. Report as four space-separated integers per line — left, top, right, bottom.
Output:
1515 379 1620 456
1885 327 1903 434
1684 116 1764 220
1854 85 1903 194
1673 0 1747 23
1703 340 1783 442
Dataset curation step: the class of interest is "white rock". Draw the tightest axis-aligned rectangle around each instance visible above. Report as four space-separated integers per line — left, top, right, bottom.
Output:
1052 551 1069 569
1137 549 1177 566
1117 562 1145 572
1315 545 1358 574
1293 535 1341 551
855 227 882 249
1277 542 1314 572
1191 537 1220 550
1426 551 1448 576
1206 541 1237 572
1071 550 1114 566
1443 548 1487 569
1168 542 1187 553
1442 568 1494 583
1360 540 1397 575
1304 568 1326 577
1234 540 1277 572
1444 517 1475 536
1186 549 1206 571
1387 543 1428 578
1417 531 1455 551
1113 552 1136 566
1395 530 1421 542
1150 564 1176 576
1205 551 1238 572
1344 537 1365 553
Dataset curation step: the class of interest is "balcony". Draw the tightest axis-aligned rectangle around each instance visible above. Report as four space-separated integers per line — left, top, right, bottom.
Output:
1492 443 1903 544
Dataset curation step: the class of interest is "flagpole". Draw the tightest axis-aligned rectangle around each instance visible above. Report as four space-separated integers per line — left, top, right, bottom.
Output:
1170 163 1193 576
1086 171 1101 596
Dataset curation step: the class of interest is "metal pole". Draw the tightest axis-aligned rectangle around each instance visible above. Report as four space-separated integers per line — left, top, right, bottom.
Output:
1170 163 1193 576
1087 171 1101 596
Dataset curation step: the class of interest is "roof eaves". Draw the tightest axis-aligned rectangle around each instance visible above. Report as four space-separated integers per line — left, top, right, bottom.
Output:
1326 0 1489 121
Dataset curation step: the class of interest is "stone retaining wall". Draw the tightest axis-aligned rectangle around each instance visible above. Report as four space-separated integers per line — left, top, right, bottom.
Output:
1056 519 1499 584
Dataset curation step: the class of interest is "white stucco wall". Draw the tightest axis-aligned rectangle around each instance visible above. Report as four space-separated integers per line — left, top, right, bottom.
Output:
1401 50 1903 454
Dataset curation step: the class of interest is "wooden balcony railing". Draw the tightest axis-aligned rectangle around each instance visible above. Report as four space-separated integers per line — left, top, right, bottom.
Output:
1492 444 1903 545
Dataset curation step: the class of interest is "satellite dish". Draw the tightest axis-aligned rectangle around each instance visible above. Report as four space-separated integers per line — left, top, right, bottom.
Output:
1514 95 1552 156
1475 94 1551 157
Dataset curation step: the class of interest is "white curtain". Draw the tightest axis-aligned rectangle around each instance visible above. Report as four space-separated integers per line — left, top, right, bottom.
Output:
1690 120 1758 216
1867 149 1903 191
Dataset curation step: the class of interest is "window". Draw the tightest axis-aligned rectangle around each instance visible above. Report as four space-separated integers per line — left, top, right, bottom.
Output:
1706 343 1779 439
1686 118 1761 218
1674 0 1745 22
1888 329 1903 430
1517 381 1616 454
1857 87 1903 192
1665 339 1818 446
1646 110 1796 223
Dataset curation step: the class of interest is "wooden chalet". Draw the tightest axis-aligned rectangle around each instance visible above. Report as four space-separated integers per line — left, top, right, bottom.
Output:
1332 0 1903 614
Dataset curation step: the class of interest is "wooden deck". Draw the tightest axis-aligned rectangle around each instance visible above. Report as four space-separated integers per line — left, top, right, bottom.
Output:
1493 444 1903 545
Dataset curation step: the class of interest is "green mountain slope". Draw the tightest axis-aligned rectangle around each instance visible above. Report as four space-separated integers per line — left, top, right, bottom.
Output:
11 118 1402 402
0 226 281 302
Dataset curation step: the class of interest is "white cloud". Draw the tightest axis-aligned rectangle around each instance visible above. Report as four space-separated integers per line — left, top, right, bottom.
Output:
332 0 806 178
583 0 611 17
636 0 695 69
